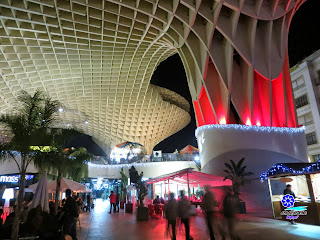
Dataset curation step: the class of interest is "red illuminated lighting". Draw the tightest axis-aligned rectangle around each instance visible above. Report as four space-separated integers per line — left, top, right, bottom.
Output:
193 100 205 127
246 118 252 126
198 86 217 125
256 121 261 126
220 117 227 125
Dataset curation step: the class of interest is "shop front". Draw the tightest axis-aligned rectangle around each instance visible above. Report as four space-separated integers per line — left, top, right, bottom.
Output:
261 162 320 225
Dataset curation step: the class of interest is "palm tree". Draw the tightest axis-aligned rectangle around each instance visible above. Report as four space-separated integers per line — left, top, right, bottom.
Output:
34 129 93 214
0 89 59 240
223 157 254 201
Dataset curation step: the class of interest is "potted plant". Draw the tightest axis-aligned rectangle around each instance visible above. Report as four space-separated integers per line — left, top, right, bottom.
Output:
223 157 253 213
129 166 148 221
120 168 128 210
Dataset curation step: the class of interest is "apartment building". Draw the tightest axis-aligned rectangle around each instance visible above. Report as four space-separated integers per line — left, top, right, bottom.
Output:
291 49 320 162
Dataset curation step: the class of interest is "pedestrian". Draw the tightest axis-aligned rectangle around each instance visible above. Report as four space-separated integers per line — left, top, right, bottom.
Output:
62 189 79 240
153 195 161 204
178 191 193 240
165 192 178 240
109 191 116 213
222 190 239 240
201 185 215 240
116 193 120 212
283 184 296 225
86 193 91 212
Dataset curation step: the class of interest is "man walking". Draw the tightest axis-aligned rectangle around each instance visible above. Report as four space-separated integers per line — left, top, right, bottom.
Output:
63 189 79 240
201 186 215 240
115 193 120 212
109 191 116 213
165 193 178 240
86 193 91 212
222 191 239 240
178 191 193 240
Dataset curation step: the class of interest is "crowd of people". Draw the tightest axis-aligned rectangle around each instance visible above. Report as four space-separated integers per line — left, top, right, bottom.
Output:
160 186 239 240
0 187 240 240
0 188 91 240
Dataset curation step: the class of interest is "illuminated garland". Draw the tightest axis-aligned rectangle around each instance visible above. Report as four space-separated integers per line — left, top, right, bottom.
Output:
87 161 196 169
260 161 320 181
195 124 305 138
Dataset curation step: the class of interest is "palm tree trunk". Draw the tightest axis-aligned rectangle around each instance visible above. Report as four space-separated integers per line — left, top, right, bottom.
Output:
54 171 62 215
11 168 26 240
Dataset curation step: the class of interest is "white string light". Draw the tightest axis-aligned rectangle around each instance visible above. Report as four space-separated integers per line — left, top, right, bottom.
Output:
87 161 196 169
195 124 305 138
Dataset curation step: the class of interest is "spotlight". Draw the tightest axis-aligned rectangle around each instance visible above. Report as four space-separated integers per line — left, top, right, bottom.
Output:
85 120 88 124
58 107 63 112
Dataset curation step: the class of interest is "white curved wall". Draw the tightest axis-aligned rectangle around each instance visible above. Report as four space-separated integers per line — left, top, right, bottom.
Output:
88 161 198 179
196 124 309 216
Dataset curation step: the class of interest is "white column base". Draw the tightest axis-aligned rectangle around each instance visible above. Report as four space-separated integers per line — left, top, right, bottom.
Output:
196 124 308 215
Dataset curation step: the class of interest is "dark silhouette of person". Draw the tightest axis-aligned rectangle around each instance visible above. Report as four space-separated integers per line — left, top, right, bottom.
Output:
201 186 215 240
62 189 79 240
222 191 239 240
165 193 177 240
86 193 91 212
178 191 193 240
116 193 120 212
153 195 161 204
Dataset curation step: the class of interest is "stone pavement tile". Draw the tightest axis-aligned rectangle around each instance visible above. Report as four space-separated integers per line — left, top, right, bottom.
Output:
77 199 320 240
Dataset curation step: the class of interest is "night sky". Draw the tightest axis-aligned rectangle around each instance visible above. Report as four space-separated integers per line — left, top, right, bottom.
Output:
74 0 320 156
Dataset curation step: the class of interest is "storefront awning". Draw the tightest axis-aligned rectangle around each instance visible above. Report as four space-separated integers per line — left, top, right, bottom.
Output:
146 168 232 187
260 161 320 181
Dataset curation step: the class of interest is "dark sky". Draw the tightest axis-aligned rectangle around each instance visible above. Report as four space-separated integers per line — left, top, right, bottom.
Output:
288 0 320 66
151 54 198 153
75 0 320 155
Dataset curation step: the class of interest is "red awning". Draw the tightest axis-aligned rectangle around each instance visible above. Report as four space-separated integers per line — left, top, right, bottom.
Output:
146 168 232 187
180 145 199 154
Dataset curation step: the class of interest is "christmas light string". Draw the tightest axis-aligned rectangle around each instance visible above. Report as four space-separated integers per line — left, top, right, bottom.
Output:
195 124 305 138
260 161 320 181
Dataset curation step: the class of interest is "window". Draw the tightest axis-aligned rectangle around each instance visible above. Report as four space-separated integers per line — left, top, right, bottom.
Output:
295 95 309 108
306 132 317 145
298 112 314 126
292 78 305 90
313 154 320 162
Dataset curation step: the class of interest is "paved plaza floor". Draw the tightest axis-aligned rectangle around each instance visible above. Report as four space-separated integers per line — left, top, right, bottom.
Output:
77 199 320 240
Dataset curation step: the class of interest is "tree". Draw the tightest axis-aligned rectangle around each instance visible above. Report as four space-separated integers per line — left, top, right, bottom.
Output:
120 168 128 202
34 129 93 214
223 157 254 201
129 166 148 205
0 89 59 240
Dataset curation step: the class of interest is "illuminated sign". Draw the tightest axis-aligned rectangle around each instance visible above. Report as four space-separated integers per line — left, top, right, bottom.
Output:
0 175 34 183
280 194 308 220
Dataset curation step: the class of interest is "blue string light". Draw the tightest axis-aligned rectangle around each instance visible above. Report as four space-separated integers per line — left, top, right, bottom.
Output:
260 161 320 182
195 124 305 138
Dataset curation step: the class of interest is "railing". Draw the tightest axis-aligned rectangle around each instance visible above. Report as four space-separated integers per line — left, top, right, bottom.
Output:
101 153 200 166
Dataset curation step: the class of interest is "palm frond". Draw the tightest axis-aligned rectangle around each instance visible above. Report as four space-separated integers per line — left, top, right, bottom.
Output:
230 160 238 174
224 163 234 173
237 157 245 169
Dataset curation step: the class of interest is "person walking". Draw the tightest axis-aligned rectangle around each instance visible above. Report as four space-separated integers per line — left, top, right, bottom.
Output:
109 191 116 213
165 193 178 240
86 193 91 212
63 189 79 240
201 186 216 240
178 191 193 240
222 191 239 240
283 184 296 225
116 193 120 212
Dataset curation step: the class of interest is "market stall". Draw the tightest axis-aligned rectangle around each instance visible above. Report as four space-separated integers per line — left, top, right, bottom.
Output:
146 168 232 218
260 162 320 225
147 168 231 200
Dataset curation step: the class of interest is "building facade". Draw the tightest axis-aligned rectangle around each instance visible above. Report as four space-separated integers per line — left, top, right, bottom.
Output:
291 50 320 162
